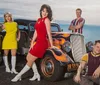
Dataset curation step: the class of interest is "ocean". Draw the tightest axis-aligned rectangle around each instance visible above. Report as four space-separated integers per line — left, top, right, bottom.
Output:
59 24 100 43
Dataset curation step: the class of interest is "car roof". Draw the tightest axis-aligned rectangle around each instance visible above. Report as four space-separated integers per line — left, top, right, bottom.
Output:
14 19 61 32
14 19 36 25
14 19 59 26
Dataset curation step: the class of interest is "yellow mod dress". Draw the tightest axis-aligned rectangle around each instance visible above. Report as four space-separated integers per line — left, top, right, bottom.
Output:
2 22 18 49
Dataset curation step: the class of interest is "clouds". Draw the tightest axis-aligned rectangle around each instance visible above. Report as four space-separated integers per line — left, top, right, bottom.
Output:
0 0 100 25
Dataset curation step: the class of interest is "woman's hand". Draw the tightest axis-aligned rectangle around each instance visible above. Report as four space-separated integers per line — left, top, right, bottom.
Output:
30 43 34 48
0 24 5 29
29 41 34 50
17 37 20 41
0 23 3 28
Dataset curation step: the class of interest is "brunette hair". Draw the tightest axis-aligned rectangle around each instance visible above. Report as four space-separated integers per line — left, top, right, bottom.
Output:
95 40 100 45
40 4 53 21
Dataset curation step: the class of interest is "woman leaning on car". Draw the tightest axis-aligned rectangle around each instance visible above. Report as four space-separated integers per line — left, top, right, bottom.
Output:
11 4 55 82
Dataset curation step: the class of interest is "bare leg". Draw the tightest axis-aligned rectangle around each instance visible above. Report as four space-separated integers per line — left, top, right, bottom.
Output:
11 53 38 82
11 49 18 74
3 49 10 72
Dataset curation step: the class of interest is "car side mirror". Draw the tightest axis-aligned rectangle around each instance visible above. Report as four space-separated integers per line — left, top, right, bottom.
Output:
86 41 93 52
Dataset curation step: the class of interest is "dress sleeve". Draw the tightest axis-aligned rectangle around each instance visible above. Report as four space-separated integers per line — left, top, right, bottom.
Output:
81 53 88 62
14 22 17 26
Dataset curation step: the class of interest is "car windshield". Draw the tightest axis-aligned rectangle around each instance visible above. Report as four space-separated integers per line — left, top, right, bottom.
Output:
29 22 60 32
18 25 28 30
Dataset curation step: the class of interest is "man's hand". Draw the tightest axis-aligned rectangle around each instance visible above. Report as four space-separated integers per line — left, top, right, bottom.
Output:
92 68 100 79
69 26 75 31
74 75 81 83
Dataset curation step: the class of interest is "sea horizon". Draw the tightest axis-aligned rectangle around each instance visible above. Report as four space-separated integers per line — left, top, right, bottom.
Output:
0 16 100 43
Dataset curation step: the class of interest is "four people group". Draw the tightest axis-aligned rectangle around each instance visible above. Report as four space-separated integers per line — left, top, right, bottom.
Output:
0 3 100 84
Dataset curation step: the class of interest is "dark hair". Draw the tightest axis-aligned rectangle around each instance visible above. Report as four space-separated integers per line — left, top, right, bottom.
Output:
95 40 100 45
76 8 82 13
40 4 53 21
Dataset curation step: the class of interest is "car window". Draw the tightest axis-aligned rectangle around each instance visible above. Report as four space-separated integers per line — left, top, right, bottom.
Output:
51 25 59 32
29 22 36 31
18 25 28 30
51 23 61 32
29 22 61 32
29 25 34 31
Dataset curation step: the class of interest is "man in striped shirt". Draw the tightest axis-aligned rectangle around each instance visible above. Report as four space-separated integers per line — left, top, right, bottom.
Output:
69 8 85 34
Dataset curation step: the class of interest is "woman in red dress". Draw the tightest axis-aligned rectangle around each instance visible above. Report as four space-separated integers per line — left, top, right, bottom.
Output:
11 4 53 82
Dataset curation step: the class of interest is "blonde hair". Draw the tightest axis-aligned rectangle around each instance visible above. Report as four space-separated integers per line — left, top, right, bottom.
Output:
4 12 13 22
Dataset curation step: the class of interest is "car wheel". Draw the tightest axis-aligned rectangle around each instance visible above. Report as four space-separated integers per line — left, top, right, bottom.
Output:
40 54 65 81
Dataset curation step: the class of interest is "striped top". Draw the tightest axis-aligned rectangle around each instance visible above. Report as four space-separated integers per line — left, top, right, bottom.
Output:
70 17 85 34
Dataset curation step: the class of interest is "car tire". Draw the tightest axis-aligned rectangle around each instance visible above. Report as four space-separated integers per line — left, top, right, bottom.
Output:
40 54 65 81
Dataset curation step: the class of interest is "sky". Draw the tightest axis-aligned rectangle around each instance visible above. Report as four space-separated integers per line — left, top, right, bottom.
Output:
0 0 100 25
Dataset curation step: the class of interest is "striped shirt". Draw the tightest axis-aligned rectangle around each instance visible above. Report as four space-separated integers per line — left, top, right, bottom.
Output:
70 17 85 34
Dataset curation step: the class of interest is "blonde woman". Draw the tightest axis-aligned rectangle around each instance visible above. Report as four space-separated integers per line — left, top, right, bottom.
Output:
2 12 20 74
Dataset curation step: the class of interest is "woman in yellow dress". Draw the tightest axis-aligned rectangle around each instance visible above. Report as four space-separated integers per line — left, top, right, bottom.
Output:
2 12 20 74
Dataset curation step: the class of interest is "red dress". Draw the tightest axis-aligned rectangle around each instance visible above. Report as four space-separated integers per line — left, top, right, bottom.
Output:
29 17 48 58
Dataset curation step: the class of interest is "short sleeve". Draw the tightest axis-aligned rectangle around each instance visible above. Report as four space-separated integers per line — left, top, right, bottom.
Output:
14 22 17 26
81 53 88 62
70 20 74 26
80 18 85 25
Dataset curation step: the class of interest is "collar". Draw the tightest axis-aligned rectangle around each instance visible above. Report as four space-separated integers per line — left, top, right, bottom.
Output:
91 52 100 57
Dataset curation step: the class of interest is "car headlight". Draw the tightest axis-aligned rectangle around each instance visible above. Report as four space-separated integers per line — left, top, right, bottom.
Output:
62 41 71 53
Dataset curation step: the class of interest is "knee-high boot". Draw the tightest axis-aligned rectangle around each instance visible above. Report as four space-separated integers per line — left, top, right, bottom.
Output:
11 64 30 82
29 62 40 81
11 56 18 74
3 56 10 72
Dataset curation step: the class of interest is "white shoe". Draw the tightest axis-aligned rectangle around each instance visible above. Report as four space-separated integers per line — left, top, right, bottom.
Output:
11 64 30 82
11 75 21 82
29 73 40 81
11 69 18 74
6 68 11 73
